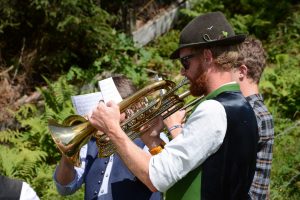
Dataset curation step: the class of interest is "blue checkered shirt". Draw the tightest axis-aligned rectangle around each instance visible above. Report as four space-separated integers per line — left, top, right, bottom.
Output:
246 94 274 200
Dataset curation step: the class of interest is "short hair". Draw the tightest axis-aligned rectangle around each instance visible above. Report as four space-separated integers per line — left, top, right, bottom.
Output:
192 44 239 71
112 75 137 99
235 36 267 83
209 44 239 71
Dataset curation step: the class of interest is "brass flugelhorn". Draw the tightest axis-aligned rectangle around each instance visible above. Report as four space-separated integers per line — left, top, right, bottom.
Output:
48 78 202 166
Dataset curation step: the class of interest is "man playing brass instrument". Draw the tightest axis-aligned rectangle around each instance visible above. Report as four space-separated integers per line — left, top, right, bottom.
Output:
163 36 275 199
53 75 164 200
89 12 259 199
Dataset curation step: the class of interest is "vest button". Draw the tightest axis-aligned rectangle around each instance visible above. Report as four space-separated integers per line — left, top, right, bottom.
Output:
101 170 104 174
94 191 98 194
98 180 102 184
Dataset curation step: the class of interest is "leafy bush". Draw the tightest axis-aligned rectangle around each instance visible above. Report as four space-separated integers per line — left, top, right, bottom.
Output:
0 74 77 197
259 4 300 199
270 119 300 199
261 56 300 120
0 0 115 85
265 6 300 62
89 32 181 86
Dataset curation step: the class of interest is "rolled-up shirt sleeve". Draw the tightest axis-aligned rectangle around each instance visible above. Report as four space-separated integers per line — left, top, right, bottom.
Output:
53 144 87 195
149 100 227 192
53 168 82 195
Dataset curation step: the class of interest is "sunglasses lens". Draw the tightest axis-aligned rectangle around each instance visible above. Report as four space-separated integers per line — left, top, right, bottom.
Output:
180 54 194 70
181 59 189 70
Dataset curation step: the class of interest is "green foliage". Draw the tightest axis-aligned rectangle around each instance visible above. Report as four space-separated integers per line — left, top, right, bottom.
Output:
89 32 180 87
188 0 225 14
39 76 76 118
260 58 300 120
258 5 300 199
228 0 292 38
265 7 300 62
0 145 47 180
0 74 79 198
147 30 180 58
183 0 297 39
229 14 271 35
176 0 224 29
90 33 148 86
0 129 21 143
31 164 84 199
143 30 182 80
0 0 115 84
270 120 300 199
260 6 300 120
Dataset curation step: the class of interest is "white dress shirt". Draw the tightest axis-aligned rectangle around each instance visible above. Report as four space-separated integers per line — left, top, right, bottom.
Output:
149 99 227 192
20 182 40 200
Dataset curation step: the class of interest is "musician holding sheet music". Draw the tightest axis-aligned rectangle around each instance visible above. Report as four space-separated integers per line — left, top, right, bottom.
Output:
53 75 165 200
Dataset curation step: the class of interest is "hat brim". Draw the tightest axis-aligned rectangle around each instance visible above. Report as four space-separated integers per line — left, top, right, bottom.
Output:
170 34 246 59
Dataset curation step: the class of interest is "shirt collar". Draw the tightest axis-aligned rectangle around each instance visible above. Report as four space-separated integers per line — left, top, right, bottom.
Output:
205 82 240 100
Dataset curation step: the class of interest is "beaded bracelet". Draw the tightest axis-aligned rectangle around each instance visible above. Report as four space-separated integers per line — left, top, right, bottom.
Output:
149 141 166 155
168 124 183 133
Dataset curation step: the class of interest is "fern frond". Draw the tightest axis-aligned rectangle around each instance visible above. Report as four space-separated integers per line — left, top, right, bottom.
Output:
40 75 76 110
20 117 47 136
14 104 38 123
0 129 21 143
0 145 47 180
37 86 60 113
0 146 21 177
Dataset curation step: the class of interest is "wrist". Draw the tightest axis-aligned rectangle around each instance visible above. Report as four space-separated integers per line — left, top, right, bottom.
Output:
61 155 75 166
168 124 183 133
106 125 124 140
167 124 183 139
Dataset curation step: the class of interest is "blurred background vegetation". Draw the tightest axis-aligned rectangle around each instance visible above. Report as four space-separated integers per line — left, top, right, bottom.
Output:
0 0 299 199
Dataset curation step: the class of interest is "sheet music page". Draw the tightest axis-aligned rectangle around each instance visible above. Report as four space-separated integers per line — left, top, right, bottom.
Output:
71 92 103 116
98 77 123 104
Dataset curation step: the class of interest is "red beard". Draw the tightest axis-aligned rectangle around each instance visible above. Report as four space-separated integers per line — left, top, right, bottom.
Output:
189 62 209 96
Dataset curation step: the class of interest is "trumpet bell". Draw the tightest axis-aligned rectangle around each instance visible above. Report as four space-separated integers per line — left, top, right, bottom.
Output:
49 115 96 166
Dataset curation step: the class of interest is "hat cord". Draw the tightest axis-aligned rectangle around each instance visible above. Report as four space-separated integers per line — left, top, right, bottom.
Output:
203 34 215 42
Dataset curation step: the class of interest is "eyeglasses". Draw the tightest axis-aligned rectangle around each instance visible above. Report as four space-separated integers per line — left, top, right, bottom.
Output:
180 54 196 70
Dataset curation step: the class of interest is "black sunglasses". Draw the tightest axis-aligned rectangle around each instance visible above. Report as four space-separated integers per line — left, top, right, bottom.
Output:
180 54 196 70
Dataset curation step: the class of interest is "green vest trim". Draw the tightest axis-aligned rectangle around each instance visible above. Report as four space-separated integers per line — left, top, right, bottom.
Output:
165 83 240 200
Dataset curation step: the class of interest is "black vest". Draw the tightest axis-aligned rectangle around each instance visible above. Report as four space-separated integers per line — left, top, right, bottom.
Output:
84 138 162 200
201 91 258 200
0 175 22 200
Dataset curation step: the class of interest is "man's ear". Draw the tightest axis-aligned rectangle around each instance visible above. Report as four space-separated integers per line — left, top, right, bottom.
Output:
239 65 248 79
203 49 213 63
